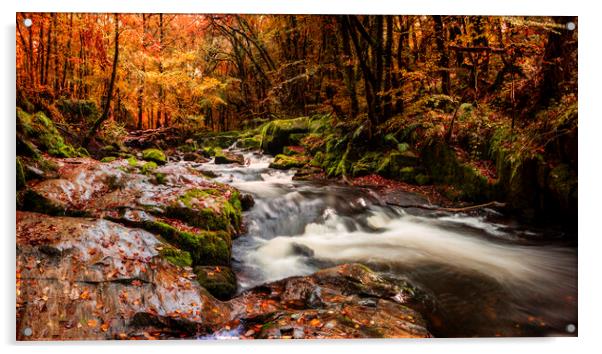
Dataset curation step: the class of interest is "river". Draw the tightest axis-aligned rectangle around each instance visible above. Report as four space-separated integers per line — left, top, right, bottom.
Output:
197 148 577 338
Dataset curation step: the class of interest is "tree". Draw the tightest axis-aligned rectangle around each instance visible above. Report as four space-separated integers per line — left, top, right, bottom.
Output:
84 13 120 146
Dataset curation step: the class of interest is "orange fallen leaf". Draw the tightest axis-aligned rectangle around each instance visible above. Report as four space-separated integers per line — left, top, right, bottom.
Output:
101 322 110 332
87 319 98 328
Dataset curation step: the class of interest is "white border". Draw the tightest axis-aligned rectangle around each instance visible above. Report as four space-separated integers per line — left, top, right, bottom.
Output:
3 1 599 354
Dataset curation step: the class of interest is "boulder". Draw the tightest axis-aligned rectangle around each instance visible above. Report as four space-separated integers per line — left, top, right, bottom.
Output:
260 117 309 154
194 266 237 300
16 212 232 340
141 148 167 165
214 151 244 165
228 264 431 339
269 154 308 170
17 157 243 268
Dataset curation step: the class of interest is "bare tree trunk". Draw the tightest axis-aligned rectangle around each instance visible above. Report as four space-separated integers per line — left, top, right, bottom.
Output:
137 14 146 130
433 15 451 95
84 14 120 146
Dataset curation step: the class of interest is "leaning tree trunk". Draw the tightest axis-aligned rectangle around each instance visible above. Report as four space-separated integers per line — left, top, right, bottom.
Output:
84 13 119 146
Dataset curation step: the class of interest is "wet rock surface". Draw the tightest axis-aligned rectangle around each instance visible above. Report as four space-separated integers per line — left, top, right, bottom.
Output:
16 212 231 340
226 264 431 339
15 149 432 340
16 211 430 340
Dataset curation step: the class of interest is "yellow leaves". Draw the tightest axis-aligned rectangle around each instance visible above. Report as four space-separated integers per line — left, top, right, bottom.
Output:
79 289 91 300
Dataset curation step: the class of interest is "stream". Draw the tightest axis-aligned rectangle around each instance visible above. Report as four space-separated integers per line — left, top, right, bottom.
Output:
198 148 577 338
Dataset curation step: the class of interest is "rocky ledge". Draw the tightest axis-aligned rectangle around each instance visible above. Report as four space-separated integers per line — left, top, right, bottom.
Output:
16 155 431 340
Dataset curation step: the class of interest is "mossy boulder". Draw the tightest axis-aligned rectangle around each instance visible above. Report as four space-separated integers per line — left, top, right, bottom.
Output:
376 150 420 179
145 220 232 266
214 151 244 165
269 154 307 170
422 141 491 201
201 146 220 158
141 161 158 174
237 136 261 150
56 98 99 123
165 188 242 233
197 131 240 149
260 117 310 154
142 148 167 165
283 146 305 156
159 246 193 268
16 108 87 158
194 266 237 300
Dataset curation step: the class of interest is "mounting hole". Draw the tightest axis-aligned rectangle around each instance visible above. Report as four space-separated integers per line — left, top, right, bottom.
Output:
22 327 32 336
23 18 32 27
566 22 576 31
566 323 576 333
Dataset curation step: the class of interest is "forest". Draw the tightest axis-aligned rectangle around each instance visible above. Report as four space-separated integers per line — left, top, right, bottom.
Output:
16 14 578 340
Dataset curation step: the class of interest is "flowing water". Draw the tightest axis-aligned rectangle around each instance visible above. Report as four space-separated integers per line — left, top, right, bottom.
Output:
197 148 577 338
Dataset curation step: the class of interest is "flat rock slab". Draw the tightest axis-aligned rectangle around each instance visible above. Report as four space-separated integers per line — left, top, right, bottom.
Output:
16 211 231 340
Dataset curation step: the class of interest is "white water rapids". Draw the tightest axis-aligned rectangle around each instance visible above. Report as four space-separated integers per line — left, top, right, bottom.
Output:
196 149 577 337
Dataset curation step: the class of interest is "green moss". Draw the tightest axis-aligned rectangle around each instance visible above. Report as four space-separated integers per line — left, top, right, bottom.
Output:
269 154 307 170
214 151 244 165
415 174 431 185
16 158 26 190
18 189 66 216
194 266 237 300
16 109 86 158
237 137 261 150
166 188 242 232
351 151 382 177
127 156 138 167
141 161 158 174
201 146 221 158
159 246 193 268
56 98 99 123
260 117 310 154
142 148 167 165
100 156 117 163
145 220 231 266
154 172 167 185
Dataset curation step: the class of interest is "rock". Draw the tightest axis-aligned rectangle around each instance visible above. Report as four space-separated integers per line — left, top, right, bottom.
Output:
290 242 314 258
239 193 255 211
269 154 308 170
141 148 167 165
260 117 309 154
283 145 305 156
236 137 261 150
182 152 209 163
229 264 431 339
16 211 232 340
214 151 244 165
16 108 88 158
194 266 237 300
292 166 324 181
17 157 243 268
101 156 117 163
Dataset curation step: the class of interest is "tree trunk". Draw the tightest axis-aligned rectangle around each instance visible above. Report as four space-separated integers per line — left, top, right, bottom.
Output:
84 14 120 146
539 17 576 107
433 15 451 95
137 14 146 130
